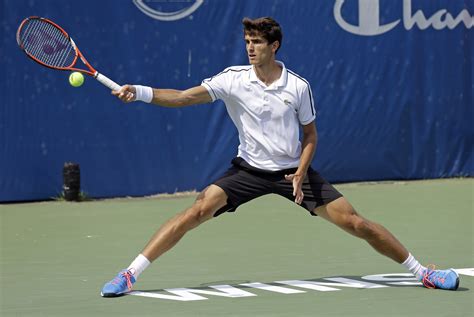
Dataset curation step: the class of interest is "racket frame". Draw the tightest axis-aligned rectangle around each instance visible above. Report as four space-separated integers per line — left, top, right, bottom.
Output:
17 16 122 91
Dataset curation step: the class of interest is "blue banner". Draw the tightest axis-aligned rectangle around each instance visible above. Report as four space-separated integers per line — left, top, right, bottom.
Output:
1 0 472 201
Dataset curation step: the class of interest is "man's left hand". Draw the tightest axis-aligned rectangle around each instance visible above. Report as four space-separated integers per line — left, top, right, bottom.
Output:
285 173 304 205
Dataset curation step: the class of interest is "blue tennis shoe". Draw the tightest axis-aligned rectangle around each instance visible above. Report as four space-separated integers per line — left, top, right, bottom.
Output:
101 270 136 297
421 266 459 290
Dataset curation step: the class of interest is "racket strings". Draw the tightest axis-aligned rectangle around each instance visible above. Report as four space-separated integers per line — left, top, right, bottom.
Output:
44 22 72 68
20 19 76 68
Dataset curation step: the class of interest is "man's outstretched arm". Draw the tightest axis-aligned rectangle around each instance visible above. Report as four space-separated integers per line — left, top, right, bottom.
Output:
112 85 212 107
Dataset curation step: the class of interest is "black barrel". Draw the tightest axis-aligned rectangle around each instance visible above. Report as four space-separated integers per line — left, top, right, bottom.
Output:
63 162 80 201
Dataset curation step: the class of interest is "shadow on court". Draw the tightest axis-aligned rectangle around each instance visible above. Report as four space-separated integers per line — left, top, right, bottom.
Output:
133 275 470 294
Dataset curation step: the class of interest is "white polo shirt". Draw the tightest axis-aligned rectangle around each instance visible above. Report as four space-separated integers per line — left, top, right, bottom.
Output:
201 61 316 171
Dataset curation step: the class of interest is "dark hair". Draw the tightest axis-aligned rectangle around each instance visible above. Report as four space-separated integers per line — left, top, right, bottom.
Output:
242 17 283 53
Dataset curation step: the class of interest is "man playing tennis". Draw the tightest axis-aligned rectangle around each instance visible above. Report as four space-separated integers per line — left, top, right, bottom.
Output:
101 17 459 297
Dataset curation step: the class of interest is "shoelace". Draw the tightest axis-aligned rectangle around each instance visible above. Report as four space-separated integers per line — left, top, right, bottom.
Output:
111 270 134 291
422 264 445 289
121 271 134 291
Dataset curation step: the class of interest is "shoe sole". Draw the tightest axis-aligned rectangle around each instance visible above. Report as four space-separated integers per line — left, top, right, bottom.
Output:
101 291 126 298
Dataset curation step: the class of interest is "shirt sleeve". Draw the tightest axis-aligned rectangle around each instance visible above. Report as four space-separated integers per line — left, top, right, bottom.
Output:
297 83 316 125
201 68 231 102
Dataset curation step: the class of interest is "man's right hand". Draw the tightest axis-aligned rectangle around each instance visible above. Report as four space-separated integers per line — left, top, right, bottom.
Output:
112 85 136 103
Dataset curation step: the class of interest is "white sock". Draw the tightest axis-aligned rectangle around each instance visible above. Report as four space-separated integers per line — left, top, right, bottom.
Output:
127 254 151 280
402 253 426 280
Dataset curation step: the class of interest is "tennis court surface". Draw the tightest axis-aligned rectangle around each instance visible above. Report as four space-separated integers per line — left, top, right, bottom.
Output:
1 178 472 316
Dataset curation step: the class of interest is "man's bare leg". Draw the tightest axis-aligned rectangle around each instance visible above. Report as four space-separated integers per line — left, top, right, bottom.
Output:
314 197 408 263
314 197 460 290
101 185 227 297
141 185 228 261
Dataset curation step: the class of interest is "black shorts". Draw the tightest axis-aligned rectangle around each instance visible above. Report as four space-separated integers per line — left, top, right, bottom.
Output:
212 157 343 217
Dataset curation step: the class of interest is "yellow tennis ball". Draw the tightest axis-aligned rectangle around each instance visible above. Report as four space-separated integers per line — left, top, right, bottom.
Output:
69 72 84 87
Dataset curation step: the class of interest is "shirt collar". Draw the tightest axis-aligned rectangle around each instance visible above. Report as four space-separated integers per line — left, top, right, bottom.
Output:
248 60 288 90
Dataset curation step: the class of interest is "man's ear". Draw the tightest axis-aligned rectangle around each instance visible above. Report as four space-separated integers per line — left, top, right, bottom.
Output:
272 41 280 53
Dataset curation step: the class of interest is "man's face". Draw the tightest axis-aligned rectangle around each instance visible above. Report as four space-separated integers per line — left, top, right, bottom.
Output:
245 33 278 66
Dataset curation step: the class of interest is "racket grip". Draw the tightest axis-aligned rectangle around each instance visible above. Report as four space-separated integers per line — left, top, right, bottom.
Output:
94 72 122 91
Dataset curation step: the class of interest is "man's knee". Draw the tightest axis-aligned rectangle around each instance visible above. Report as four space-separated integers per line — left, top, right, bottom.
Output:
182 186 227 226
327 201 377 238
349 216 377 238
186 201 214 224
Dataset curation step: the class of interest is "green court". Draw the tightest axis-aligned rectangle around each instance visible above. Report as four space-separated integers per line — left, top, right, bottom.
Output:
1 178 473 316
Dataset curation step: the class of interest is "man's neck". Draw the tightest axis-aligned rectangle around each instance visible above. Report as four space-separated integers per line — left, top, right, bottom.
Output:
254 60 282 86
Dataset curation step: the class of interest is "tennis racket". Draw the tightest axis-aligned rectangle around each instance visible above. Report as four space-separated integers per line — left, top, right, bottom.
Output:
16 16 123 92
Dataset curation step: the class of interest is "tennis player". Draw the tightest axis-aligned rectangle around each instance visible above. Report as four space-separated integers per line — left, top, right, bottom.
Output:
101 17 459 297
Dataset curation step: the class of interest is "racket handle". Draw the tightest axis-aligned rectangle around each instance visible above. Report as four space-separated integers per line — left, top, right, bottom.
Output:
94 72 121 91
